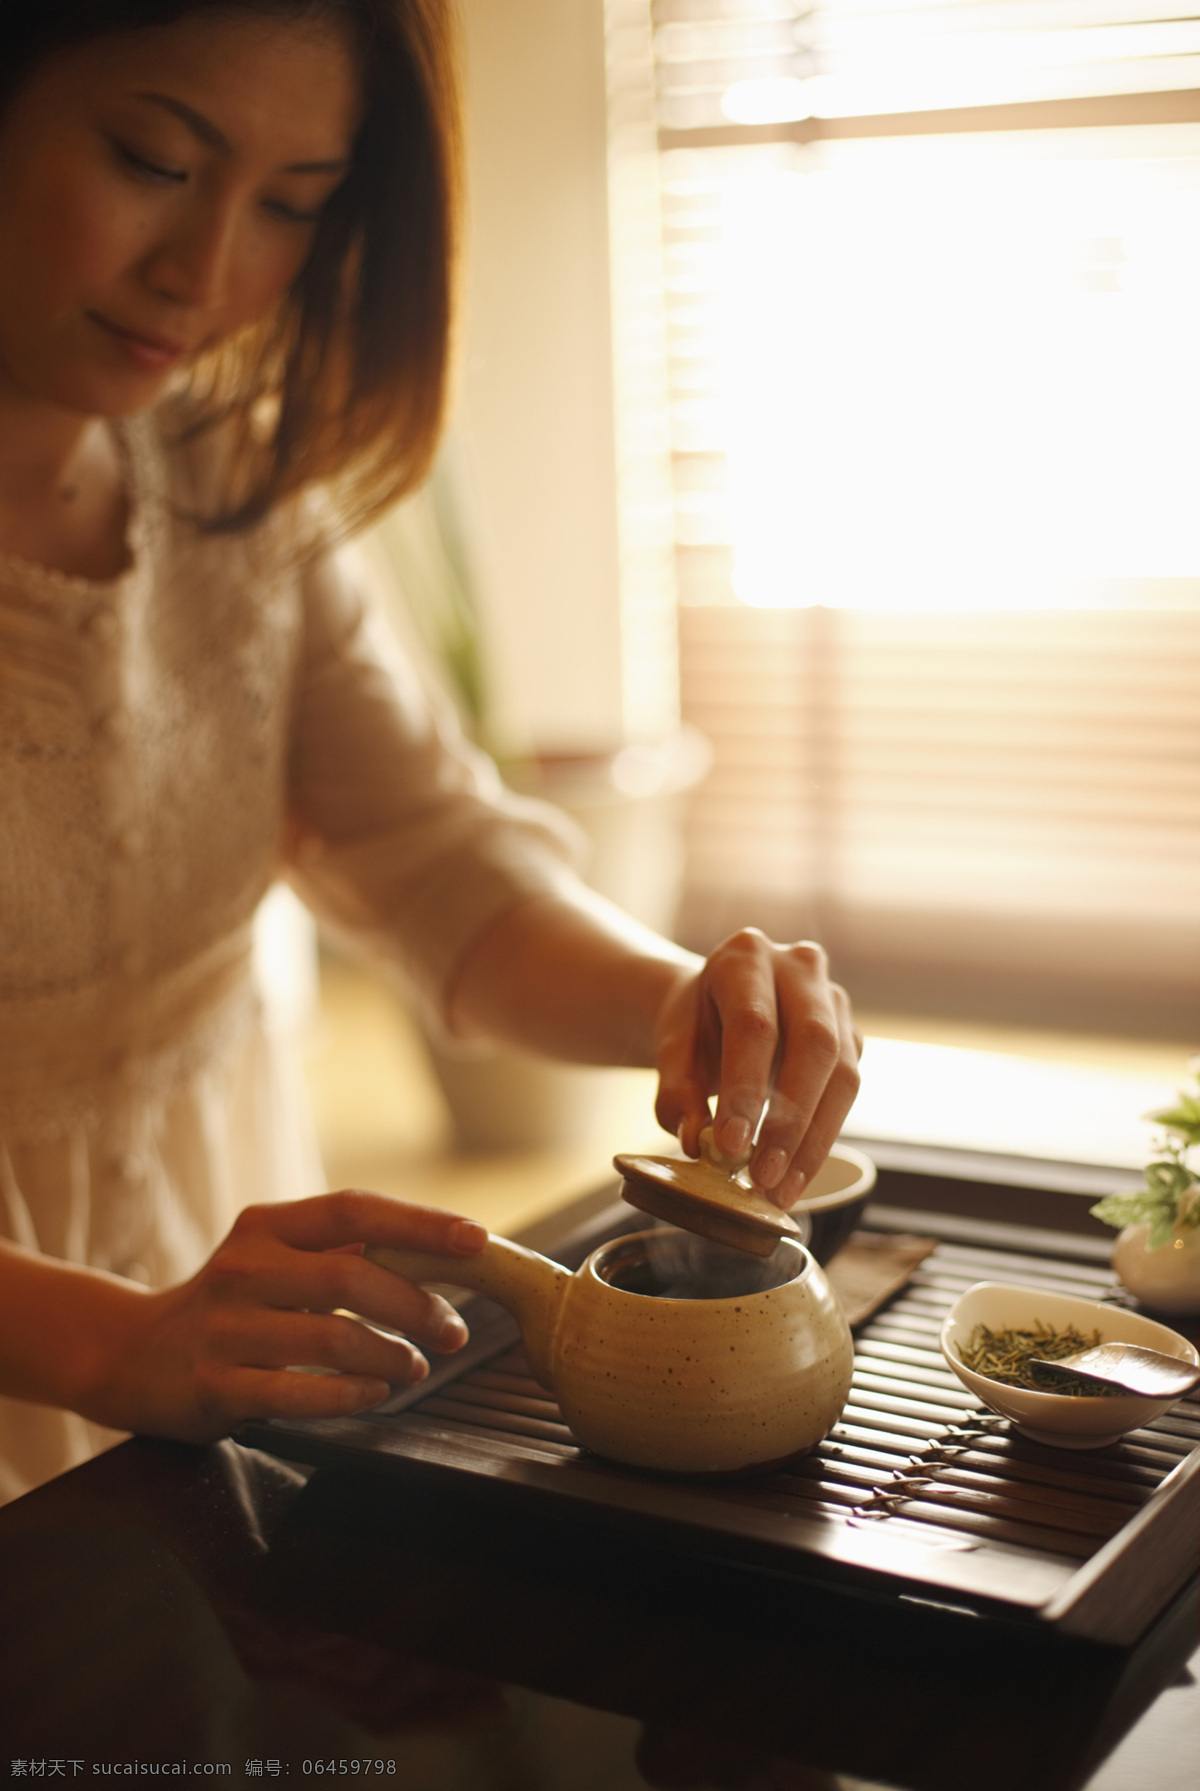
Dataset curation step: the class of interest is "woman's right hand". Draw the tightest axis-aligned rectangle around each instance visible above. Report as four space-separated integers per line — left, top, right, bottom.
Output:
80 1191 487 1444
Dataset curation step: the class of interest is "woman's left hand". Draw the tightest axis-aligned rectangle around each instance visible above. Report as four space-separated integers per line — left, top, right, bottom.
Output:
652 930 862 1208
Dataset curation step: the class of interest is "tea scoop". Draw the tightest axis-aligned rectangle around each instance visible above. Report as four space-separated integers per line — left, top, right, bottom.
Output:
614 1125 803 1258
1028 1341 1200 1399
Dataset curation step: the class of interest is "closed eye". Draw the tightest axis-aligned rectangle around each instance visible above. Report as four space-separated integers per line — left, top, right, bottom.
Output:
262 198 327 226
112 139 187 185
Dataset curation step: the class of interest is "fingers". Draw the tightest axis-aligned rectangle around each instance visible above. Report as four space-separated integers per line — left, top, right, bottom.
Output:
653 977 712 1155
211 1226 473 1357
653 931 863 1210
204 1363 396 1426
211 1307 432 1388
240 1190 487 1259
189 1192 485 1429
746 941 839 1193
754 980 861 1207
708 932 780 1163
655 934 777 1158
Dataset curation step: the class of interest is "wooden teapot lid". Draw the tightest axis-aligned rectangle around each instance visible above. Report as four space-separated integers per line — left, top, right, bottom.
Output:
614 1127 803 1258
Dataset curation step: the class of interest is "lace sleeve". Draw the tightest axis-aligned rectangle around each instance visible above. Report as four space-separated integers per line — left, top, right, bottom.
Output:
285 543 585 1027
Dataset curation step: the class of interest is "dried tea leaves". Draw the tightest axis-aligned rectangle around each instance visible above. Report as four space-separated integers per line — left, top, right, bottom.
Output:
957 1320 1124 1397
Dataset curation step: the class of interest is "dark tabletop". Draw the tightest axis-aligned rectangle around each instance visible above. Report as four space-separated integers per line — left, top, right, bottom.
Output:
1 1428 1196 1791
3 1163 1198 1790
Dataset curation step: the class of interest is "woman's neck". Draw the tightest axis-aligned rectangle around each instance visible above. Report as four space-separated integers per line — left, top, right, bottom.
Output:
0 387 132 581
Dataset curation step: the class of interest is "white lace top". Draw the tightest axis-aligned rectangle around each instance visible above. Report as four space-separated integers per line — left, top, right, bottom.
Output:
0 410 579 1503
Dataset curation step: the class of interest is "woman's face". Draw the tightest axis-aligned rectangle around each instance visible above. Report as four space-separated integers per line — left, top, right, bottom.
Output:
0 10 360 420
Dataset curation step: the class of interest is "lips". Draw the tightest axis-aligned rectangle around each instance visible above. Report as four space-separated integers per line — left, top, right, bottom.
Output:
89 312 190 372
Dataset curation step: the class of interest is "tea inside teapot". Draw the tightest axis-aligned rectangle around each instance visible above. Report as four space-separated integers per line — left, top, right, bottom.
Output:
598 1230 802 1301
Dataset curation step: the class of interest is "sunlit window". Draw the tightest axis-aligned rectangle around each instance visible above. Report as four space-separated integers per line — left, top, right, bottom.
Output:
606 0 1200 1035
671 127 1200 610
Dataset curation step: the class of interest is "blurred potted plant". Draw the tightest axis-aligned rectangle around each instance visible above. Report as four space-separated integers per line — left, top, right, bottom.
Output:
1091 1059 1200 1313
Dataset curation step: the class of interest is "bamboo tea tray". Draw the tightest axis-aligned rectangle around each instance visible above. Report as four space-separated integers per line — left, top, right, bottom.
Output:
242 1153 1199 1650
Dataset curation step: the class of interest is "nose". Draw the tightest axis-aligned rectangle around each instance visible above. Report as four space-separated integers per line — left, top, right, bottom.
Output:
143 197 237 312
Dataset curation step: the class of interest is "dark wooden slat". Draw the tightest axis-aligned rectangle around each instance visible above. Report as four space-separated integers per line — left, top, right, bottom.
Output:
921 1468 1134 1534
853 1355 965 1393
911 1264 1108 1294
827 1419 939 1455
486 1350 535 1375
788 1458 898 1495
943 1449 1150 1505
470 1368 551 1399
715 1478 865 1514
844 1386 982 1426
865 1302 944 1319
816 1439 920 1474
836 1404 948 1442
944 1431 1168 1490
865 1303 946 1325
860 1322 947 1351
862 1192 1118 1257
928 1236 1117 1275
886 1497 1096 1559
855 1338 958 1370
415 1395 576 1447
1147 1412 1200 1441
440 1381 563 1423
1115 1429 1195 1461
851 1369 979 1411
959 1424 1178 1475
392 1410 578 1459
882 1290 959 1315
913 1253 1115 1292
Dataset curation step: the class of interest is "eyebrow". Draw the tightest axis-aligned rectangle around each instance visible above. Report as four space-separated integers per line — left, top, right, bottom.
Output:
132 92 349 174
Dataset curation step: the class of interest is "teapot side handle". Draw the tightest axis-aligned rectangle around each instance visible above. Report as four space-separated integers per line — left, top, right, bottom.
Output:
365 1237 569 1387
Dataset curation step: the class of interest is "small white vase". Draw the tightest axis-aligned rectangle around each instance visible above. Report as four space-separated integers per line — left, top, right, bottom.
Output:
1112 1222 1200 1314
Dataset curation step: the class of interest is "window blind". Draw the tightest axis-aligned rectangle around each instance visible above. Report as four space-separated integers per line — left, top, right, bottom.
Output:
606 0 1200 1036
676 605 1200 1034
653 2 1200 135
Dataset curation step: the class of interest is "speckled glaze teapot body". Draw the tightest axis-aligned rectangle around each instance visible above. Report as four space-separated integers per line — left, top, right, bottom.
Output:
369 1228 854 1474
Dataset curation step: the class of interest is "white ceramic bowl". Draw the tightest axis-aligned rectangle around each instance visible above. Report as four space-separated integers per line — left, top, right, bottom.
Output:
940 1281 1199 1450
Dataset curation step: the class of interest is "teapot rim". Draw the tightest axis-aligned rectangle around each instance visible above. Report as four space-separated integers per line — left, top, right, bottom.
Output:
584 1228 816 1305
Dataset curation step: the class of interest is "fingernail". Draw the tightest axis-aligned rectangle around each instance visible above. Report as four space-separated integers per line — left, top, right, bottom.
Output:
406 1354 430 1385
717 1116 751 1159
753 1147 787 1191
451 1219 487 1252
439 1314 468 1352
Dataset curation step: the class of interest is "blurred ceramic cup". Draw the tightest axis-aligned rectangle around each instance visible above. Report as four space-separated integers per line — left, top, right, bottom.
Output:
786 1144 877 1264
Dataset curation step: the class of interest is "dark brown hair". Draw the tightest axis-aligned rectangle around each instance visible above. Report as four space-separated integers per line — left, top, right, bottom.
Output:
2 1 461 537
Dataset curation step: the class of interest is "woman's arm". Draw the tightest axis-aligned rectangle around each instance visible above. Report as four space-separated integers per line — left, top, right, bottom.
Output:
448 886 862 1209
288 547 860 1206
0 1195 487 1442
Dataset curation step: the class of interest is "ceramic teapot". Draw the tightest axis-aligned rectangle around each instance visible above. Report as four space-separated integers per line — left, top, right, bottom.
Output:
368 1227 854 1475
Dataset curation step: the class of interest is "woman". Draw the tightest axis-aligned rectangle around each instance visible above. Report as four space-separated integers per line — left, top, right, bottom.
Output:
0 0 861 1504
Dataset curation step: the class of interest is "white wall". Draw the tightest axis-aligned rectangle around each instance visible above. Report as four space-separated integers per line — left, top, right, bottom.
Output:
454 0 675 756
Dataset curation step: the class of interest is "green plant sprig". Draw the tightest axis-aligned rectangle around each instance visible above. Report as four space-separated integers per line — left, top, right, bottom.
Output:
1090 1058 1200 1249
